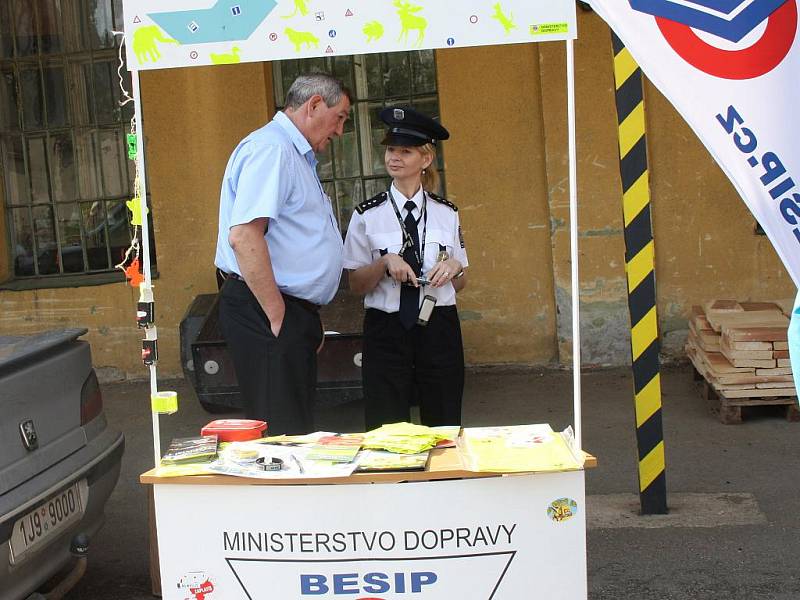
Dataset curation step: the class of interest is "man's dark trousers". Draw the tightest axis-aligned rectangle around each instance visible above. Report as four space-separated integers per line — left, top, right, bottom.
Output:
219 278 322 435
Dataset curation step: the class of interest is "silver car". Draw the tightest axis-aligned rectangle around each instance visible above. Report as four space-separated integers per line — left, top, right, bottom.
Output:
0 329 124 599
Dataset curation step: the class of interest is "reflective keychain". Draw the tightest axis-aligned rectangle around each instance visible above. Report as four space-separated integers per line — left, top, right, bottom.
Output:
417 295 437 326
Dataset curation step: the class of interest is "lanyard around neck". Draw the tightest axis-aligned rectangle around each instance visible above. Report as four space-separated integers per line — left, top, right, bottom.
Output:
388 187 427 270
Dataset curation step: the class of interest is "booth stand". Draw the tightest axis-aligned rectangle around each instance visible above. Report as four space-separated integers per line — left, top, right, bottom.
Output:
141 449 596 599
122 0 591 597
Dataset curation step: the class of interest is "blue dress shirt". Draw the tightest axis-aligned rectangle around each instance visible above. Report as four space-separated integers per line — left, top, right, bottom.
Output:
215 111 344 305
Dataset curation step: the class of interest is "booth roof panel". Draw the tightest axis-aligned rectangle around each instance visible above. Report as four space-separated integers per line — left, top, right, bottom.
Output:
123 0 576 71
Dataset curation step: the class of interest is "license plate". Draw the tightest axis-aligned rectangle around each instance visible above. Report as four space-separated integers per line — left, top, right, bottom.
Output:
9 480 88 565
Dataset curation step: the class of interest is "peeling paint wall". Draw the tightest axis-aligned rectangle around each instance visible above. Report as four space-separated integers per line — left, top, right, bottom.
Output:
0 63 270 378
539 13 631 366
0 193 8 282
1 11 796 373
436 44 558 365
539 10 795 366
645 80 796 359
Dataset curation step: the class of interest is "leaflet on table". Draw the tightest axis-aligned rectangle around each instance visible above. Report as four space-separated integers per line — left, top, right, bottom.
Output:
457 424 584 473
209 444 360 479
305 435 364 462
153 462 217 477
430 425 461 448
160 435 218 465
363 422 455 454
257 431 337 446
356 450 430 472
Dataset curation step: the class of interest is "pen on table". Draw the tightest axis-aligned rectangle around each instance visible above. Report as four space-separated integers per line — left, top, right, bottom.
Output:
291 454 304 474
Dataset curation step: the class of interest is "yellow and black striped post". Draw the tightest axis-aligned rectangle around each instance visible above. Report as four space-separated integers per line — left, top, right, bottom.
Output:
611 32 668 515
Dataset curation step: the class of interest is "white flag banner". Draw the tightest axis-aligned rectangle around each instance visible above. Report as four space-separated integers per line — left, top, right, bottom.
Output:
587 0 800 289
791 291 800 393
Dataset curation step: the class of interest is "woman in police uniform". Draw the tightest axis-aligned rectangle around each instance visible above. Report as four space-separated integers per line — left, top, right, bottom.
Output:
343 106 467 429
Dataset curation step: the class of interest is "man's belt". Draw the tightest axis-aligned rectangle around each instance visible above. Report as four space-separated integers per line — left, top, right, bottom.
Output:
218 269 244 282
219 269 320 313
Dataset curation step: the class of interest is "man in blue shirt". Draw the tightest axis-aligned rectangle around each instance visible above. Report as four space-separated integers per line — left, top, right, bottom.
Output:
215 73 351 434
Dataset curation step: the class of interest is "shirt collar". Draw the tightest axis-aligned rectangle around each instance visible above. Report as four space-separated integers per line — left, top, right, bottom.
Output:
391 182 424 213
275 111 314 159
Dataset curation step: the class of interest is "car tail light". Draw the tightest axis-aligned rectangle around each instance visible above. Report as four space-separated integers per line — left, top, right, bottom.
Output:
80 369 103 424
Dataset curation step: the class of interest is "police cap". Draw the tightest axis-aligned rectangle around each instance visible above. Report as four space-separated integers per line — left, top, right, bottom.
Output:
379 106 450 147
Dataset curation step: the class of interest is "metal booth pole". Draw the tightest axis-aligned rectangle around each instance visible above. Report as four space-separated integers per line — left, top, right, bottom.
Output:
566 39 583 450
131 69 162 468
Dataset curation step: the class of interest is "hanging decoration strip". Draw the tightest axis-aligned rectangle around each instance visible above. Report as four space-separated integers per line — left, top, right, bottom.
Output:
114 31 178 468
121 0 576 71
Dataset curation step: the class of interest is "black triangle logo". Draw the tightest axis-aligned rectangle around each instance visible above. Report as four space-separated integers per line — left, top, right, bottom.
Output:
133 15 141 23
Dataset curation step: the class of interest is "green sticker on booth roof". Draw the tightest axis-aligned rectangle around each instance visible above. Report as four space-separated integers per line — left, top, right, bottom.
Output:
529 22 569 36
127 133 138 160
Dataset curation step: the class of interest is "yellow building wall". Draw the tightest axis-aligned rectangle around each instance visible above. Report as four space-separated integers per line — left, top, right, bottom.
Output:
0 192 8 282
539 11 631 366
436 44 558 365
539 10 794 365
1 11 795 375
0 63 270 378
646 84 795 337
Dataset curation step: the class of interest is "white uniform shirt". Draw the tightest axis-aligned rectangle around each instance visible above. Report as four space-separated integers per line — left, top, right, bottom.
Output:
343 183 468 313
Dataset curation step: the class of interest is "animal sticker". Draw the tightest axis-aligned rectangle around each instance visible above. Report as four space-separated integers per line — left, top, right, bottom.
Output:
132 26 178 63
285 27 320 51
210 46 242 63
491 3 516 35
363 20 385 42
394 0 426 47
282 0 310 18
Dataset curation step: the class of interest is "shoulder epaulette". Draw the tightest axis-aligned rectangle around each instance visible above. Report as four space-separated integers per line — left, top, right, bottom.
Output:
427 192 458 212
355 191 389 214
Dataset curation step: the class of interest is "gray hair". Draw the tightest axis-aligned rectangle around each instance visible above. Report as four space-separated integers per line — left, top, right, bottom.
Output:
284 73 351 110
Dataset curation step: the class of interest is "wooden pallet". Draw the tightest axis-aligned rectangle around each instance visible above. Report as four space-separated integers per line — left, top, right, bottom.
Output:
693 368 800 424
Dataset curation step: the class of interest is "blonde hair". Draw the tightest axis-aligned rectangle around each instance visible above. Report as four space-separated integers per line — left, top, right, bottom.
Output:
418 143 440 194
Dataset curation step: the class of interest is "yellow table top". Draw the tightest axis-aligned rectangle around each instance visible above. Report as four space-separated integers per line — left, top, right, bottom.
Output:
140 448 597 486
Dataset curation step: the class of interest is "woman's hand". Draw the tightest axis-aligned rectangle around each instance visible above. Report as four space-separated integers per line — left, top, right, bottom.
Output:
385 253 420 286
427 258 462 288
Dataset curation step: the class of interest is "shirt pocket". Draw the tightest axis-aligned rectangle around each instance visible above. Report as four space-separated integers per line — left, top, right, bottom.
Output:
422 228 453 272
367 231 404 260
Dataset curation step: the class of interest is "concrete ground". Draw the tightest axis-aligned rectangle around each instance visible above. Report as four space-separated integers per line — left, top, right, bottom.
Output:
63 365 800 599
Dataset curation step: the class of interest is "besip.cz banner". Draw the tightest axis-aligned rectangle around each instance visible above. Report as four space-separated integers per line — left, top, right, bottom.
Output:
588 0 800 391
589 0 800 287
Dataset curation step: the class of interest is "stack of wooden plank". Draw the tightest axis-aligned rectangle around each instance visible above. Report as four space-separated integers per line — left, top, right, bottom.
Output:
686 299 798 423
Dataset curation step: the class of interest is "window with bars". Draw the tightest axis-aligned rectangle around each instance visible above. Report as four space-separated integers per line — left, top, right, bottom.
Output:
0 0 150 284
272 50 444 237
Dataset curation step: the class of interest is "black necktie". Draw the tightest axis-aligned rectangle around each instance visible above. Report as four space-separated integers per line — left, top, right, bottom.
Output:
398 200 420 330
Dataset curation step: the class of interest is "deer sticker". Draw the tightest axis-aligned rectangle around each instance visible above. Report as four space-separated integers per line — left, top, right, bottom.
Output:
394 0 426 48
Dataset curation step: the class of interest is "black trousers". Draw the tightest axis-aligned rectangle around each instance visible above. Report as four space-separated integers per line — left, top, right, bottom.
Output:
218 278 323 435
362 305 464 430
